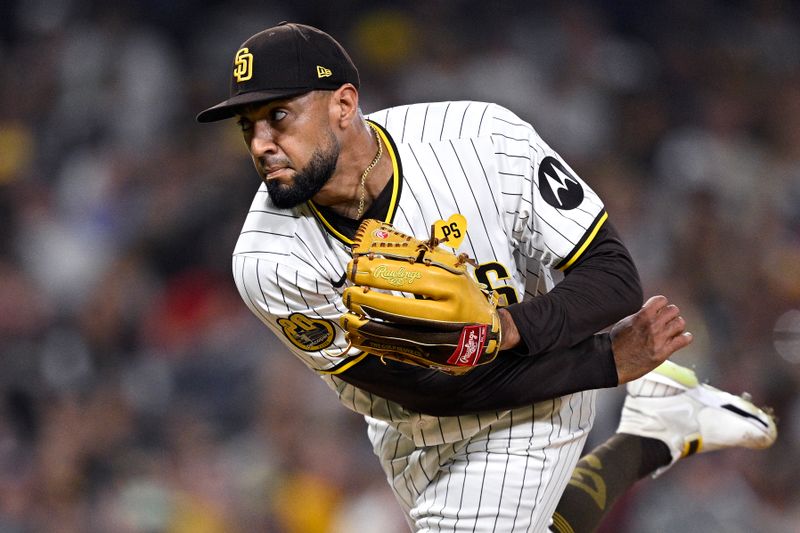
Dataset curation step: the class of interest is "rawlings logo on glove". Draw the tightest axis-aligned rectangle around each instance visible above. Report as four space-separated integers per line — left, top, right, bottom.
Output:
372 265 422 286
339 219 502 375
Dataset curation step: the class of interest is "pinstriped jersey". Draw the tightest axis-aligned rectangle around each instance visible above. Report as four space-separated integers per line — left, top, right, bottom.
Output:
232 100 606 447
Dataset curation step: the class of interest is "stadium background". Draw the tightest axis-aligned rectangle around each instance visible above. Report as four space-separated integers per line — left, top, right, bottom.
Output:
0 1 798 531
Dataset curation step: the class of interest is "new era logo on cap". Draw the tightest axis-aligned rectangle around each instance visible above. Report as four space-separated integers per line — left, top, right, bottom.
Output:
317 65 332 78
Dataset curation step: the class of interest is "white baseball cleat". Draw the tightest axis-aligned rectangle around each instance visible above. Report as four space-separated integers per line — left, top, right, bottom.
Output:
617 360 778 477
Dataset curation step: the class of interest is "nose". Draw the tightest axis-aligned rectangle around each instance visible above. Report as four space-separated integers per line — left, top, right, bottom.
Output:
249 121 278 157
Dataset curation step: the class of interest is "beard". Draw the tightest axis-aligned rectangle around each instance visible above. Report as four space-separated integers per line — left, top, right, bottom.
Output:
265 132 340 209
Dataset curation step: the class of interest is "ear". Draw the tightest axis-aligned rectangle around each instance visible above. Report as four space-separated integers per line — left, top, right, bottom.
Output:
329 83 359 129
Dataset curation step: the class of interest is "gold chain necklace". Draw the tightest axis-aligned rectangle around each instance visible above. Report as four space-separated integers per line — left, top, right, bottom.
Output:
355 123 383 220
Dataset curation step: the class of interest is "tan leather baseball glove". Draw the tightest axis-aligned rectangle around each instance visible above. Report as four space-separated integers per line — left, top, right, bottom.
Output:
340 219 502 375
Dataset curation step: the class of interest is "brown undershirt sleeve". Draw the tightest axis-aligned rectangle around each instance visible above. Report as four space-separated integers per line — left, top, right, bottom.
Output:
505 221 643 357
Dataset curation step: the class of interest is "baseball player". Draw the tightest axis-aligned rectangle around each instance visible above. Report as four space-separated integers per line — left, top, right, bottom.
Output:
197 23 776 532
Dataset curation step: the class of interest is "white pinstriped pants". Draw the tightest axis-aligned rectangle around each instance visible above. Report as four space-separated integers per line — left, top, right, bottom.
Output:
367 390 596 533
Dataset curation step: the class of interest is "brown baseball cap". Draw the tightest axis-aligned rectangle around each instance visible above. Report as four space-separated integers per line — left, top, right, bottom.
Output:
196 22 359 122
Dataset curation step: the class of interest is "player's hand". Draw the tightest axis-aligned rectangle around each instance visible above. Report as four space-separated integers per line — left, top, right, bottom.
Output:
609 295 693 384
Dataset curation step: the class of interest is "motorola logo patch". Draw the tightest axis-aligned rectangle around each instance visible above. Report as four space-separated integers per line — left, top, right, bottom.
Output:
538 156 584 210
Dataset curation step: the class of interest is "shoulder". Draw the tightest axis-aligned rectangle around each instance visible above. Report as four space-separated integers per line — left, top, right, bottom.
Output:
234 185 304 258
234 186 341 273
234 197 351 295
368 101 530 144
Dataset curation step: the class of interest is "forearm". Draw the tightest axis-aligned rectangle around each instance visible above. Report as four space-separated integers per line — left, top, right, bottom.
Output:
337 291 692 416
334 223 642 415
505 222 642 355
337 334 618 417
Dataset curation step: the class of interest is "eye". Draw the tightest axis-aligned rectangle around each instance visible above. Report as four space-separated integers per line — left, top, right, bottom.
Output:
237 117 253 132
271 109 287 122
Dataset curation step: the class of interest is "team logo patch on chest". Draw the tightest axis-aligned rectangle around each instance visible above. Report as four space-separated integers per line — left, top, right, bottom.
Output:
538 156 584 210
277 313 336 351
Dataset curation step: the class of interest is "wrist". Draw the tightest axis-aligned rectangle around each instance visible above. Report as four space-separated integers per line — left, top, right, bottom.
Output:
498 308 521 350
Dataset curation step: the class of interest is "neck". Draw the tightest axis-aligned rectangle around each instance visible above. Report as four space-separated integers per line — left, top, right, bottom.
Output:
312 120 390 219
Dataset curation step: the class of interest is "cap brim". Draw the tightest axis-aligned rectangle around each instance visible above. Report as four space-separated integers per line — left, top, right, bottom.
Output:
196 88 311 122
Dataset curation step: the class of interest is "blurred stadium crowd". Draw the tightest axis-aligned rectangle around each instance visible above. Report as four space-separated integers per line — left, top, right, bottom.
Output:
1 1 799 531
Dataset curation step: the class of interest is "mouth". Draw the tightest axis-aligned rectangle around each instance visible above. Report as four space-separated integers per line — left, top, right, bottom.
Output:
264 167 293 181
